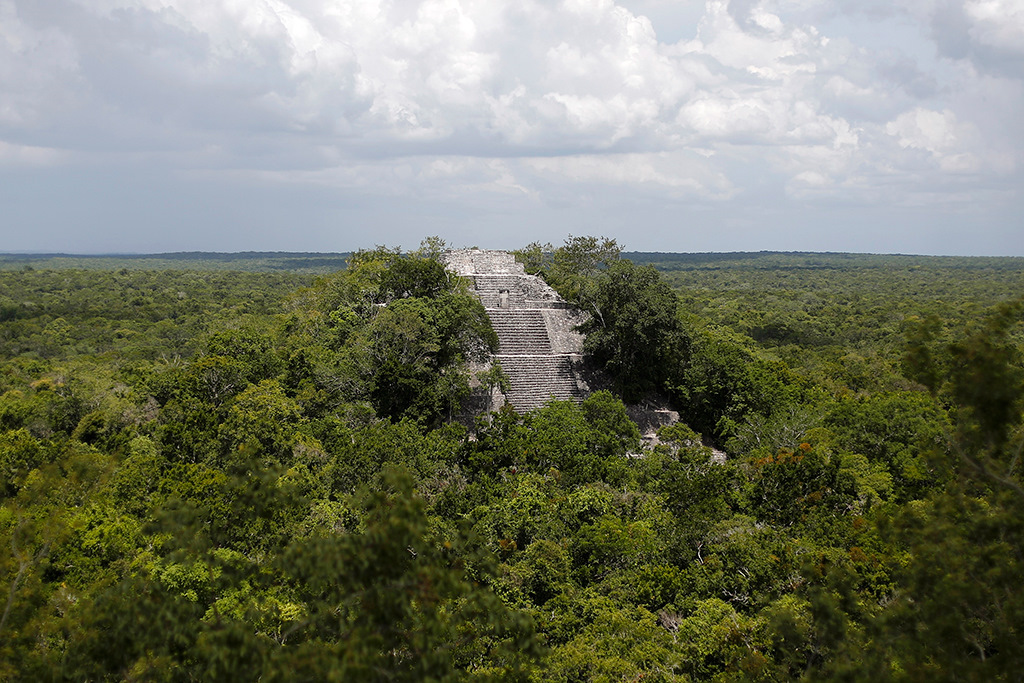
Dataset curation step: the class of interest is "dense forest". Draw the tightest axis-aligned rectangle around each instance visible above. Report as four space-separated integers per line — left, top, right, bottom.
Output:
1 240 1022 681
0 253 351 273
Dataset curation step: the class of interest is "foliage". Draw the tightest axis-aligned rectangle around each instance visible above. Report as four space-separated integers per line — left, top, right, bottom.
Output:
1 245 1022 681
0 252 352 273
576 260 682 401
282 244 497 426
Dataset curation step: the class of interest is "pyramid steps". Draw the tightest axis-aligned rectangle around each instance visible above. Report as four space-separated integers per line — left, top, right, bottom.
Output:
487 309 551 354
495 354 583 411
442 249 589 413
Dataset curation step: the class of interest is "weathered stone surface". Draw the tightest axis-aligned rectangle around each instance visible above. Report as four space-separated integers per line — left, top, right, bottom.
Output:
442 249 590 412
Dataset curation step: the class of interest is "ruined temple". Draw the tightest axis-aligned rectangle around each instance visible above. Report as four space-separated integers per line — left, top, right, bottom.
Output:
442 249 591 412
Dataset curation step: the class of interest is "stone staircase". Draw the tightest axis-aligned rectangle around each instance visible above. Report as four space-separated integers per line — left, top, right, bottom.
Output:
497 355 582 411
488 309 551 354
442 249 589 413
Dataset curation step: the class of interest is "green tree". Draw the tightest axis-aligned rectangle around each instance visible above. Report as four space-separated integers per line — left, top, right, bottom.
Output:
285 248 495 426
540 236 621 322
824 391 950 500
577 260 682 401
51 464 541 681
798 300 1024 680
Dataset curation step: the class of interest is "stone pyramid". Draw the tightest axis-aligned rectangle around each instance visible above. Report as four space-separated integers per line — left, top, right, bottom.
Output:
442 249 590 412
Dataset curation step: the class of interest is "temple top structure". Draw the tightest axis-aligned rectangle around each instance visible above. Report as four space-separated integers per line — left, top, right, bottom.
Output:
441 249 525 277
441 249 568 311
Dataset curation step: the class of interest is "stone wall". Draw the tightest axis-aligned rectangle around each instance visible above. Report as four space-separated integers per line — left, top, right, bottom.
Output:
443 249 525 276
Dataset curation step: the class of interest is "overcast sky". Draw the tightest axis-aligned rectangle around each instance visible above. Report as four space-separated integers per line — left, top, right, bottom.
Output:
1 0 1022 255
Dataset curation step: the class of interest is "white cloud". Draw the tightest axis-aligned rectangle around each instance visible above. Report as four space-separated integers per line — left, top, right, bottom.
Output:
925 0 1024 77
1 0 1022 254
687 0 822 77
885 107 986 172
887 107 959 153
964 0 1024 55
525 151 735 198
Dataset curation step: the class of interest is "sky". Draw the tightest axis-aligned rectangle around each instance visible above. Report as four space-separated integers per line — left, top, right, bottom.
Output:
1 0 1022 255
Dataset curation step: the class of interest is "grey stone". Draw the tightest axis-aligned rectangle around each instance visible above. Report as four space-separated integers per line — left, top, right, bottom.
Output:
442 249 590 412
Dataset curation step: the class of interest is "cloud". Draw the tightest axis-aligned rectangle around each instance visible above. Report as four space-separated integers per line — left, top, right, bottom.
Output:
1 0 1022 254
885 107 987 173
930 0 1024 77
0 0 80 129
964 0 1024 56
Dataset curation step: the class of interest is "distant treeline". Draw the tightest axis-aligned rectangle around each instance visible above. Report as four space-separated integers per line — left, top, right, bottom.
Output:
0 252 352 273
626 250 1024 271
5 249 1023 274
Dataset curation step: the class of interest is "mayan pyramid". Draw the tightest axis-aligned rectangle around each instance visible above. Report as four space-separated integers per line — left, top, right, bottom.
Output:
442 249 591 412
